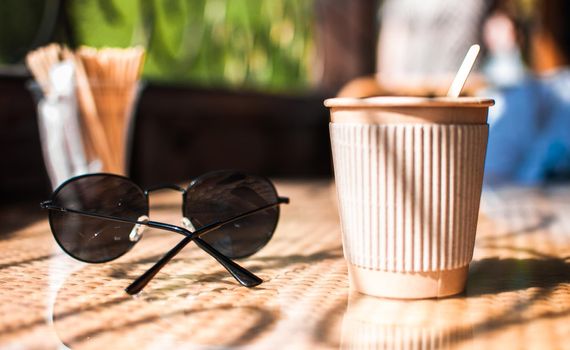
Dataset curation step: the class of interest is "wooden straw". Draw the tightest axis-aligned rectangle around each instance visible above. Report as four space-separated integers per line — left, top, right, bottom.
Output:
76 46 144 173
62 50 117 173
25 43 63 95
26 43 144 174
447 44 480 98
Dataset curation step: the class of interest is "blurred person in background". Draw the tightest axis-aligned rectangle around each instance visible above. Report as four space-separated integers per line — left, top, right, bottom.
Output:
339 0 491 97
480 0 527 88
339 0 570 185
483 0 570 185
376 0 490 95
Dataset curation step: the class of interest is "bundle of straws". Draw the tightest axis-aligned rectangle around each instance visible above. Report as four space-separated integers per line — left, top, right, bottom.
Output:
26 44 145 175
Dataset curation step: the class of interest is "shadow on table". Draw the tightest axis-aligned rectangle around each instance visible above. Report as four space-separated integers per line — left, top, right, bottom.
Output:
477 212 556 243
47 248 346 348
108 247 344 284
466 255 570 297
249 249 343 269
49 248 344 348
0 202 45 238
53 302 276 349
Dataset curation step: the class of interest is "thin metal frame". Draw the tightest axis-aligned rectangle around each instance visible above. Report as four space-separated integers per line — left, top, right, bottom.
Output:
40 171 289 295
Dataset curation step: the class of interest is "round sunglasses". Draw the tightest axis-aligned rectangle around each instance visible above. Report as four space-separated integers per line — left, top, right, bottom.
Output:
41 170 289 294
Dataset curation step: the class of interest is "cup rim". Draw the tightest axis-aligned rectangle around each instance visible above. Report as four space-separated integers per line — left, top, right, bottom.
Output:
324 96 495 108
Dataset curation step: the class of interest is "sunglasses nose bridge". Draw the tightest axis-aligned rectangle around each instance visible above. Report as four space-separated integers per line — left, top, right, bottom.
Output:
144 185 187 215
144 184 186 196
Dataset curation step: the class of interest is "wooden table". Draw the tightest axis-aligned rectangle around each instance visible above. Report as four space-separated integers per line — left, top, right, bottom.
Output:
0 181 569 349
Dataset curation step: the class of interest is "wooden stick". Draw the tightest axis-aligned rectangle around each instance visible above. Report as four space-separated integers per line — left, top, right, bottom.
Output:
73 46 145 173
25 44 63 95
65 50 117 173
447 44 480 98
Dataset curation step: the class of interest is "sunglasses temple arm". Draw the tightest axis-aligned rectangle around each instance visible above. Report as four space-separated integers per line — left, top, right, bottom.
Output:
40 197 289 229
40 204 260 291
125 235 262 295
40 203 150 226
126 199 290 294
40 197 289 228
41 199 289 294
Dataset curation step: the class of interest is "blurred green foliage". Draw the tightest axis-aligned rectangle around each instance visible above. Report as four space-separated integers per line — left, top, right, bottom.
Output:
0 0 315 92
0 0 58 64
69 0 315 92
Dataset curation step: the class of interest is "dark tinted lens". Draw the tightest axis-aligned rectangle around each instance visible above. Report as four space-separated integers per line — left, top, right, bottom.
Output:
49 174 148 263
184 171 279 259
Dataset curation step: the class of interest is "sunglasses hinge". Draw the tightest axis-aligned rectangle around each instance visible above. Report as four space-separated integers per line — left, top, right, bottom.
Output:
40 201 68 212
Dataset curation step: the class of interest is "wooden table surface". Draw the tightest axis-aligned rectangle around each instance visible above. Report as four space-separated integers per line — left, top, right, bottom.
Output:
0 181 569 349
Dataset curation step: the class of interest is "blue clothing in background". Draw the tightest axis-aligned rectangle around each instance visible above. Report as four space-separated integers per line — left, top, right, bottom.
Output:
484 69 570 185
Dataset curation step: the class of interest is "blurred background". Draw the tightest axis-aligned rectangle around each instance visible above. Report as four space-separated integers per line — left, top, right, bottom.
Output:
1 0 569 203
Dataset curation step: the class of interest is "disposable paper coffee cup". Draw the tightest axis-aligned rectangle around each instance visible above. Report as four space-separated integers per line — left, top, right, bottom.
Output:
325 97 494 299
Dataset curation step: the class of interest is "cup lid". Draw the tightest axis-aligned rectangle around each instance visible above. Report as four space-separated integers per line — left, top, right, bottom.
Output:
324 96 495 108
